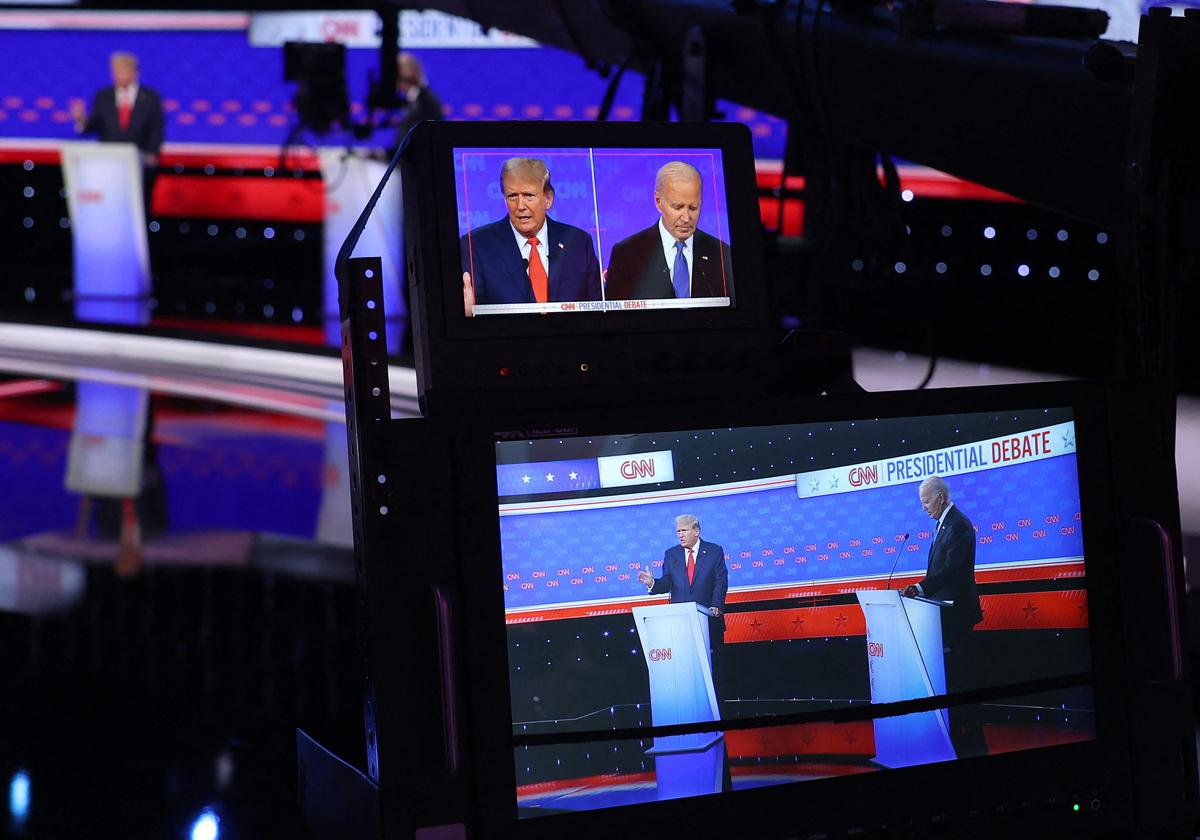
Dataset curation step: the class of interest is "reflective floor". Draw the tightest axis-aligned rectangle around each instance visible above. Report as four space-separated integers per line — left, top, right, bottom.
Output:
0 327 380 839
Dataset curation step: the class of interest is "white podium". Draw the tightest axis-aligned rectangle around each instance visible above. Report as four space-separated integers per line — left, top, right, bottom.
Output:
632 601 725 801
632 602 721 754
319 149 405 352
855 590 957 767
60 141 150 300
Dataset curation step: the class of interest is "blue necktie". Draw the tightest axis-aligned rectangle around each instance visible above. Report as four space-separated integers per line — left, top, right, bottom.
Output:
672 240 689 298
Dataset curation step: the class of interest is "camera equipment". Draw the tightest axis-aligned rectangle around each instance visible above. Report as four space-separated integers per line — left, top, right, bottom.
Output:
305 116 1197 839
283 41 350 134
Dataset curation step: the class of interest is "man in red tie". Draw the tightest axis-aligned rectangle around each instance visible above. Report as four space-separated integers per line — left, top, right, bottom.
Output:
637 514 729 687
71 51 165 210
460 157 602 315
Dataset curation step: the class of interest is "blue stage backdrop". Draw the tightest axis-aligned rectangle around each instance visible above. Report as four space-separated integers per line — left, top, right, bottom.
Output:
0 23 786 158
455 146 730 276
498 453 1083 614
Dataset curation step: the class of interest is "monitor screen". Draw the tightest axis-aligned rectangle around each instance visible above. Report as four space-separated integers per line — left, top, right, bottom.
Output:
494 408 1094 817
455 146 734 316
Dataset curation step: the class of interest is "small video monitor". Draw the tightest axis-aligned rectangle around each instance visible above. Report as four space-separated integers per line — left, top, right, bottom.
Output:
398 121 769 413
455 145 734 315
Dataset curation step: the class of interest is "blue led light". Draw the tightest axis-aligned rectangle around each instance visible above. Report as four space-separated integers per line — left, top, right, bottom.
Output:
190 807 220 840
9 770 30 823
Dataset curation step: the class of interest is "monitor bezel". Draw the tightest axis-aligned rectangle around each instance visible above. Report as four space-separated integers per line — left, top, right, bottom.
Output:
443 380 1135 838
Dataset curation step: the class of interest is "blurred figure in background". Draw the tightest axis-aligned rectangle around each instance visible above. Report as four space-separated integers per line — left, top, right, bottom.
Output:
391 51 444 155
71 51 165 212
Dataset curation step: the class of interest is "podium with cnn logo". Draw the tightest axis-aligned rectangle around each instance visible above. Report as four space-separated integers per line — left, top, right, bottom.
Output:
632 602 724 800
60 141 151 302
856 590 957 767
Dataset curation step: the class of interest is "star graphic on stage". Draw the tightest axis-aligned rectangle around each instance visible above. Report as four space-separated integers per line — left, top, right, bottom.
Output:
810 479 820 493
834 612 848 630
568 471 578 480
791 615 806 633
749 617 764 636
800 731 814 749
521 474 531 484
1062 432 1076 450
545 472 555 482
829 476 839 489
1022 600 1039 621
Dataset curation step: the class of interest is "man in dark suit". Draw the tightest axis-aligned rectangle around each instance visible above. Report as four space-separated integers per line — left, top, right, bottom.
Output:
71 51 165 210
902 475 986 757
604 161 733 301
637 514 729 688
460 157 601 314
389 52 444 156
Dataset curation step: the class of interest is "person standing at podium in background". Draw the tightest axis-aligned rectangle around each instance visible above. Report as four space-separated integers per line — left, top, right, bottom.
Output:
901 475 987 757
389 52 444 156
637 514 728 692
71 51 165 214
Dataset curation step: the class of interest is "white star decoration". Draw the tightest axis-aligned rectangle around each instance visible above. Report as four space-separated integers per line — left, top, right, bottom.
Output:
569 471 578 480
545 473 555 482
521 474 531 484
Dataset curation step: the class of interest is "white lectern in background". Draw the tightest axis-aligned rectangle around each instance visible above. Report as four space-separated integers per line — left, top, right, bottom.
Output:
60 141 151 301
855 590 957 767
632 602 725 801
319 149 405 352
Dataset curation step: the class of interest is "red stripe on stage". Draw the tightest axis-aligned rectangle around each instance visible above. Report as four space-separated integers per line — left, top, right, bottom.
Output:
516 771 656 797
726 603 867 642
4 144 1016 227
722 589 1088 644
504 560 1085 624
726 720 875 758
151 174 324 222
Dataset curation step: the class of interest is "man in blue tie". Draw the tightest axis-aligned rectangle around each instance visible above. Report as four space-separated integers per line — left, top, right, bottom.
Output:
604 162 734 301
902 476 986 757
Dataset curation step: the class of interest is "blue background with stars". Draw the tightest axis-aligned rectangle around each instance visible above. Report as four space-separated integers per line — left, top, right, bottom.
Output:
500 452 1083 612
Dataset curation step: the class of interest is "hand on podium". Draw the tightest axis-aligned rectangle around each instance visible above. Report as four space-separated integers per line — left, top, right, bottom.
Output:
901 584 919 598
637 565 654 588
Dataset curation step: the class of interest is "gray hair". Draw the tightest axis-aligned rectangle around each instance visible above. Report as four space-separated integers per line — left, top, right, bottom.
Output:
397 52 427 86
501 157 553 197
919 476 950 500
675 514 700 530
655 161 701 193
110 51 139 69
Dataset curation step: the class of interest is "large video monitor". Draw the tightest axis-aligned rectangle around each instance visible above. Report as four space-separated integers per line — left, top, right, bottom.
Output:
412 380 1141 838
398 121 770 414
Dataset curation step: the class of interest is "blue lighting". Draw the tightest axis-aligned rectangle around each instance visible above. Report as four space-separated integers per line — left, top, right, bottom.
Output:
189 807 220 840
9 771 30 824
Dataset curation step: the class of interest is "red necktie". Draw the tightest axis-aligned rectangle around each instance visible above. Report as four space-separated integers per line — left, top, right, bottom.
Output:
527 237 548 303
686 547 695 585
118 89 132 131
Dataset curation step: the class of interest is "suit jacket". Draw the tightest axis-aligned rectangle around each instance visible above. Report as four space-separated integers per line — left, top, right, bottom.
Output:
83 85 165 157
920 504 983 628
604 224 733 300
648 539 728 629
460 217 602 305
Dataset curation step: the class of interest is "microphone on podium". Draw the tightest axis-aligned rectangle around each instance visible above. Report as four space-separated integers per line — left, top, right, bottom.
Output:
885 533 911 591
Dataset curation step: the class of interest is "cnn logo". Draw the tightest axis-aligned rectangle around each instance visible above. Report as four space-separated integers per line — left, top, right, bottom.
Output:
868 641 885 658
621 458 656 479
648 648 672 661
